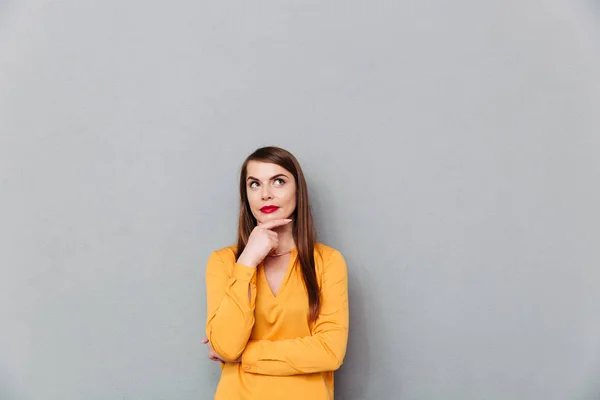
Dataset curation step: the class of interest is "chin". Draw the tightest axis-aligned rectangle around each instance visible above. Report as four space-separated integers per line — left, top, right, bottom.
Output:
262 213 280 222
255 211 289 224
254 214 273 224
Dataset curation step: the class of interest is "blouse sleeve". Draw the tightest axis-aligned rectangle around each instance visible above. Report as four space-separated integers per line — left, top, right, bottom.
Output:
205 250 257 361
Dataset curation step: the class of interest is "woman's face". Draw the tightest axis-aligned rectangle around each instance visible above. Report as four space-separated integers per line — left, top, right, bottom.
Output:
245 161 297 224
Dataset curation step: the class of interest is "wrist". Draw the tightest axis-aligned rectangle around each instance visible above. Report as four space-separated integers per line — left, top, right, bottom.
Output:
237 256 257 268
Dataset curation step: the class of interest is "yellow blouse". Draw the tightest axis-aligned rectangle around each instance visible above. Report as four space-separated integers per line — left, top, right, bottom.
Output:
205 243 349 400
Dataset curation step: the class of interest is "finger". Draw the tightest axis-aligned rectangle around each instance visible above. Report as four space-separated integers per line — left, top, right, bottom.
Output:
266 231 278 240
260 219 292 230
210 353 226 363
201 337 208 344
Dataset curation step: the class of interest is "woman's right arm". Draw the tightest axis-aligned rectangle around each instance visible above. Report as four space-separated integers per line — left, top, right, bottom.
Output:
205 219 293 361
205 249 257 361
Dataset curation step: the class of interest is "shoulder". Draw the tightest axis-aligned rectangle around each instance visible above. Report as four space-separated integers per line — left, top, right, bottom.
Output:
212 244 238 261
314 242 340 261
205 245 238 270
314 243 347 278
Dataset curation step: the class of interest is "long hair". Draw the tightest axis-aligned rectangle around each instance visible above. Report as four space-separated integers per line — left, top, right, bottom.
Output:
235 146 320 322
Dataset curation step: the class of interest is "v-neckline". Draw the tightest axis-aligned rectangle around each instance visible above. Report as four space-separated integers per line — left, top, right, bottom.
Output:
261 248 297 299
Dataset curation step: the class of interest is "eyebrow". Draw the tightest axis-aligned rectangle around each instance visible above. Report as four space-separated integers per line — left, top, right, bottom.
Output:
246 174 288 181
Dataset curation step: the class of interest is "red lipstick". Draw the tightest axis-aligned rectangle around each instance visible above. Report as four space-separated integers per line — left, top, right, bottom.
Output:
260 205 280 214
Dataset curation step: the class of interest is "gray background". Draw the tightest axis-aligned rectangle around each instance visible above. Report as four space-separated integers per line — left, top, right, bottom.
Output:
1 0 599 399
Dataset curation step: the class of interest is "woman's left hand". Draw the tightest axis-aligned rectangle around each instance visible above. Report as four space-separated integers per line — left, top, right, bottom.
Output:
202 337 241 363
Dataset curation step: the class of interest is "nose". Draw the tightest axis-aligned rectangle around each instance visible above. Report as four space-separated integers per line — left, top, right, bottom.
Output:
261 186 273 200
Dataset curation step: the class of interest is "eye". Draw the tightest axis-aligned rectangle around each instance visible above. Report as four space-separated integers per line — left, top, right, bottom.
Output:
274 178 285 186
249 181 259 189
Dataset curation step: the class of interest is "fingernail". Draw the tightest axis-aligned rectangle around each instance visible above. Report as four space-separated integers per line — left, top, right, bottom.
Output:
284 219 292 222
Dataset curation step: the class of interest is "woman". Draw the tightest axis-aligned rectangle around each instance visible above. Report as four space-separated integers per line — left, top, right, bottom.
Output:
202 146 349 400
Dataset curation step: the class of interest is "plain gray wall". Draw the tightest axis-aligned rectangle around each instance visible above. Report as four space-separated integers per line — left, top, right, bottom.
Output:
1 1 600 399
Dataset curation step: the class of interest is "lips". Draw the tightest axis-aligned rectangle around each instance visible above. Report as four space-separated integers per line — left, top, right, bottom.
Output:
260 205 280 214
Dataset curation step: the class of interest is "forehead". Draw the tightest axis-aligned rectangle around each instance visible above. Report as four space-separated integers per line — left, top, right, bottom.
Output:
246 161 292 179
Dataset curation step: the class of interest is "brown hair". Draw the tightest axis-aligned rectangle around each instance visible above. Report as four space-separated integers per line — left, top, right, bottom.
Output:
235 146 320 321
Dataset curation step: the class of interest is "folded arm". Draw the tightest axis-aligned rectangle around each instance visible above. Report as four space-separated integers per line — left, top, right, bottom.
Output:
241 250 349 375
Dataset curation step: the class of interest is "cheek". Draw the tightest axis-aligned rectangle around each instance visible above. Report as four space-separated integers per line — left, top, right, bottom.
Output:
246 191 260 209
285 190 297 208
